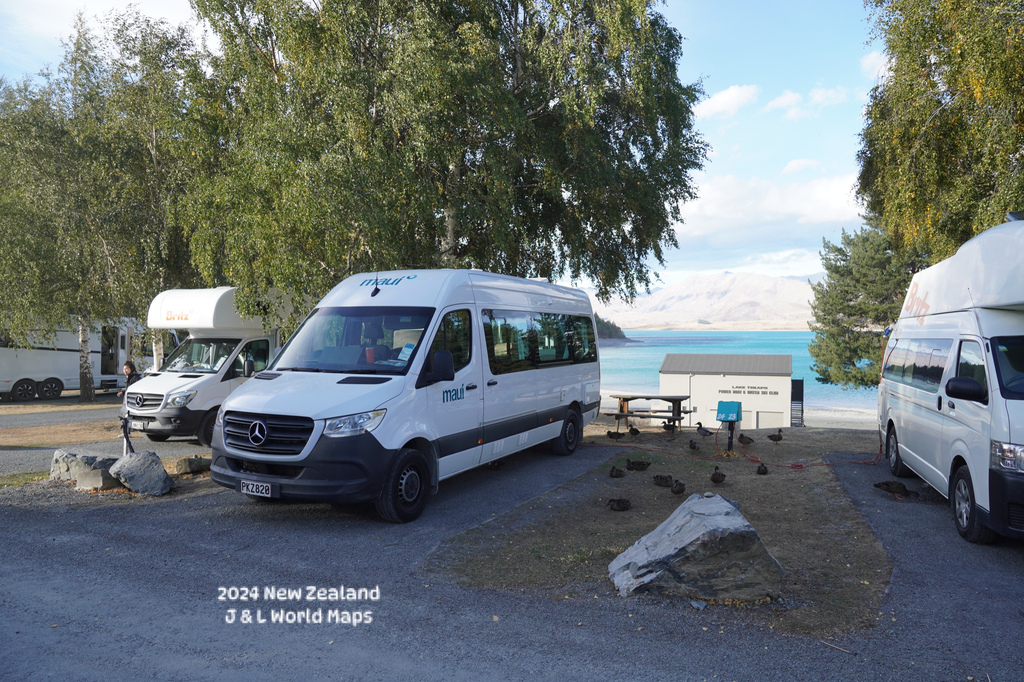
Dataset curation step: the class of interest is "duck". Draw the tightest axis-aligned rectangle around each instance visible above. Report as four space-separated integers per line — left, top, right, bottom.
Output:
738 433 754 447
756 462 769 475
628 425 641 437
671 480 686 496
874 480 920 500
696 422 713 438
710 466 726 486
607 498 632 511
652 474 674 487
661 421 675 431
688 439 700 452
767 428 783 446
609 465 625 478
607 430 625 441
626 459 651 471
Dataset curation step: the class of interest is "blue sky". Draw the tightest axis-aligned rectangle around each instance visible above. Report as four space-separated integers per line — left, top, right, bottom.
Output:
0 1 885 287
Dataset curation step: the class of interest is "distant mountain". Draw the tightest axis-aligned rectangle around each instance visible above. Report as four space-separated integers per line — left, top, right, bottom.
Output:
591 272 814 331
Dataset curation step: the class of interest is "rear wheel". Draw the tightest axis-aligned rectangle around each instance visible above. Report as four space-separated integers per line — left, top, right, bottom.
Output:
37 378 63 400
886 427 911 477
952 466 997 544
11 379 36 402
374 448 430 523
551 407 581 456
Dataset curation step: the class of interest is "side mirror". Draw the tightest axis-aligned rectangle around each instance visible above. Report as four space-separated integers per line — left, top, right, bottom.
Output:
416 350 455 388
945 377 987 404
243 358 255 378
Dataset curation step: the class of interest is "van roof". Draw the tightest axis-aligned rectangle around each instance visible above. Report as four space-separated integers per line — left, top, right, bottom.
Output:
147 287 275 332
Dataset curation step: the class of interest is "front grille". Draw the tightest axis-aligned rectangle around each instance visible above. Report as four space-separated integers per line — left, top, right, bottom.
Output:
1008 503 1024 531
126 392 164 410
224 411 315 456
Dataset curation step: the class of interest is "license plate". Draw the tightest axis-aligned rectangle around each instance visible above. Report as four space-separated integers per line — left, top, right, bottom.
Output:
240 480 271 497
130 420 145 430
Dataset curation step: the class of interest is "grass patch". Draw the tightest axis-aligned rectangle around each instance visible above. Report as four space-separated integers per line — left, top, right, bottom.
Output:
434 422 892 637
0 470 49 488
0 421 121 448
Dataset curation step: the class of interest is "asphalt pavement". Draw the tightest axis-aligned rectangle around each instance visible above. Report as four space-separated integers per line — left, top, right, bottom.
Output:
1 410 1022 680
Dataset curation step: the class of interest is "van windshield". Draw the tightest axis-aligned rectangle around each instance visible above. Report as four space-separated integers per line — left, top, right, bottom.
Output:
992 336 1024 400
272 306 434 376
160 338 240 374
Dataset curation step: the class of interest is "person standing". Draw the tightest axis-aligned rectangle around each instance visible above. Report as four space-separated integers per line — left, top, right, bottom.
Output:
117 361 142 399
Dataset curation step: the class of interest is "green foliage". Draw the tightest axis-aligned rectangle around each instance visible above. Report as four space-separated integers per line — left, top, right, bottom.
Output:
808 222 928 388
859 1 1024 258
594 314 627 339
185 0 707 309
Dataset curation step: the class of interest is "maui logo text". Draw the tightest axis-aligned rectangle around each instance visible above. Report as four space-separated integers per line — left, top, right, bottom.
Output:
360 274 418 287
442 385 465 404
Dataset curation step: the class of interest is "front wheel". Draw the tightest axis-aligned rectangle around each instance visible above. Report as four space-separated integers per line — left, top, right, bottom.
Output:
952 466 996 544
886 427 911 477
551 407 581 456
197 410 217 447
374 448 430 523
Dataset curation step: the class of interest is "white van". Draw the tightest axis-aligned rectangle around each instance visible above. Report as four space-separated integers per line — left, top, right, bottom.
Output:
209 270 601 523
879 217 1024 543
124 287 282 446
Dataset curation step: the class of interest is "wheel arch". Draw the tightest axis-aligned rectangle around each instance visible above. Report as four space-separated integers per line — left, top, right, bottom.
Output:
948 455 969 499
402 436 439 494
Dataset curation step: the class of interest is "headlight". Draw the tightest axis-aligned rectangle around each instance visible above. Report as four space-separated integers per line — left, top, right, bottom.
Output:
323 410 386 438
990 440 1024 472
215 404 225 427
166 390 197 408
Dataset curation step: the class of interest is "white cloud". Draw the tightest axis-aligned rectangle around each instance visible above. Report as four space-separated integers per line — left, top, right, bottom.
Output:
809 87 848 106
860 50 891 82
694 84 760 120
781 159 820 174
764 90 802 112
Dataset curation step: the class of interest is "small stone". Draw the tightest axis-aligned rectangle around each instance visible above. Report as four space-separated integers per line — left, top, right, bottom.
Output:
75 469 120 491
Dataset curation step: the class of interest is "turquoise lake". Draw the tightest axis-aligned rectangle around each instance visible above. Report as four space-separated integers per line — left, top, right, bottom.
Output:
599 330 878 411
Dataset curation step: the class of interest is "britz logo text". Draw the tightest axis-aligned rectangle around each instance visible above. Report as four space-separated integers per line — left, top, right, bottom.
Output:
360 274 418 287
903 281 931 323
442 385 465 404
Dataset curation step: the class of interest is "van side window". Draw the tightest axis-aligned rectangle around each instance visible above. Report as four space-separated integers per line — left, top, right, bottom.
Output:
428 310 472 373
956 340 987 394
883 337 952 393
482 310 598 374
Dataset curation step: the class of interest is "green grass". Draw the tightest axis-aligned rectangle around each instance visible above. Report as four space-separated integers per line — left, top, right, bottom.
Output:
0 470 49 488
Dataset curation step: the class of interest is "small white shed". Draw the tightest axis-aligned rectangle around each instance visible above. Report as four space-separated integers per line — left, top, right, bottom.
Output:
659 354 793 430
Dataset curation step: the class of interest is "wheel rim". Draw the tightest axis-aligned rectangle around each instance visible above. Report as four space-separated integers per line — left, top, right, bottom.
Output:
565 418 578 448
955 478 971 529
13 381 35 401
886 432 898 468
397 466 422 506
39 380 60 398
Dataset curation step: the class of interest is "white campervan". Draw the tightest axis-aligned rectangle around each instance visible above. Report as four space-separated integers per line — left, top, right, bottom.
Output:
879 217 1024 543
209 270 601 523
124 287 282 446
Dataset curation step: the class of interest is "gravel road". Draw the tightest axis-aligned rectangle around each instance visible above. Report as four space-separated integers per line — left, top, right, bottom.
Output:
1 407 1023 680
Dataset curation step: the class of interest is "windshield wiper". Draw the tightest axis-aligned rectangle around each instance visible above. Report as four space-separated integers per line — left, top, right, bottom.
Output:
278 366 323 372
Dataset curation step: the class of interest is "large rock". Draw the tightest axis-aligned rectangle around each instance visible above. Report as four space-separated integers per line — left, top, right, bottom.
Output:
50 450 118 482
109 451 173 496
165 455 212 475
608 493 783 601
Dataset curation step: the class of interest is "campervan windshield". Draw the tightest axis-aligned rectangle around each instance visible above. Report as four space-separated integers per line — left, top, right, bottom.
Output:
992 336 1024 399
161 338 241 374
272 306 434 375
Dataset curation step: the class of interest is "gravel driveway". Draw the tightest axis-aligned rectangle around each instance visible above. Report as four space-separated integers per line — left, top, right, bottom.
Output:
1 418 1022 680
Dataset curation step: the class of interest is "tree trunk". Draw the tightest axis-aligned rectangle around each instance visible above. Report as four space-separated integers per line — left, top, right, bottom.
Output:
78 318 95 403
440 160 460 266
152 330 164 371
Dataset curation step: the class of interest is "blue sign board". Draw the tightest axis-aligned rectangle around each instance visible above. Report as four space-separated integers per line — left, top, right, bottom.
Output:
716 401 742 423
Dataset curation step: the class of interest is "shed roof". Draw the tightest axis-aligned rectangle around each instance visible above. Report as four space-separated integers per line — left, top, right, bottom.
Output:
659 353 792 376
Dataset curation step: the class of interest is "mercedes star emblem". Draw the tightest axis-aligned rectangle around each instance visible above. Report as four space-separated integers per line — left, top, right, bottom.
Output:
134 394 144 407
248 420 268 446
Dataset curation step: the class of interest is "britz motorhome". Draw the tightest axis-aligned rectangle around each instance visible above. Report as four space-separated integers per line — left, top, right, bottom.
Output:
124 287 282 446
209 269 601 523
878 216 1024 543
1 323 143 401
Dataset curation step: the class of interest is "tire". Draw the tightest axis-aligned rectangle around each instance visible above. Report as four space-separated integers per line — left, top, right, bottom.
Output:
11 379 37 402
197 410 217 447
551 407 582 456
37 378 63 400
146 434 170 443
374 448 430 523
952 466 997 544
885 427 911 477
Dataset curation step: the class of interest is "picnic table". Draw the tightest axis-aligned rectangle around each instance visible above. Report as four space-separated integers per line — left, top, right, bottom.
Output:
605 394 692 427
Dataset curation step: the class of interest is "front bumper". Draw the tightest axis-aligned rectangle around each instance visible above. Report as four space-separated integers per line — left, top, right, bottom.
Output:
124 406 205 438
988 468 1024 539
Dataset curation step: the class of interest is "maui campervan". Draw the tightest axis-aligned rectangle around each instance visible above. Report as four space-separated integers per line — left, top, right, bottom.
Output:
879 217 1024 542
209 270 601 523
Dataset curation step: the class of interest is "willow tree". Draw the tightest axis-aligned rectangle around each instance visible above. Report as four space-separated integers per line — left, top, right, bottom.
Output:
187 0 706 307
859 1 1024 258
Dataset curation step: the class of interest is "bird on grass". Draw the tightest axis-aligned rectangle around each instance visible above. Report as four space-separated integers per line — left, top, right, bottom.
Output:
661 421 675 431
607 498 632 511
609 465 625 478
696 422 713 438
671 480 686 496
756 462 769 475
738 433 754 447
607 430 625 441
626 458 651 471
874 480 920 500
688 439 700 453
628 425 640 437
767 429 783 446
653 474 674 487
711 466 726 486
